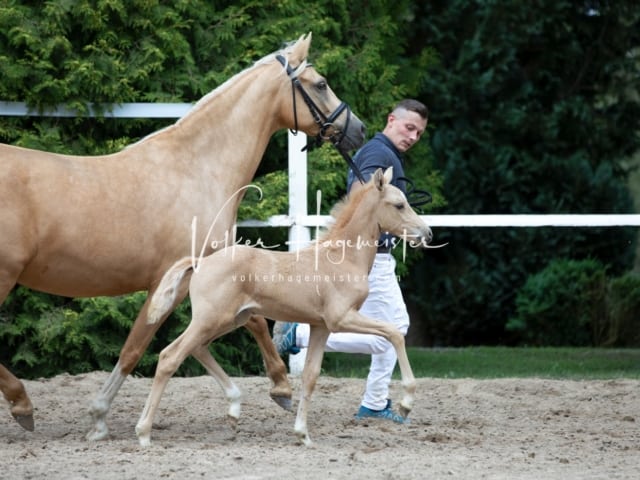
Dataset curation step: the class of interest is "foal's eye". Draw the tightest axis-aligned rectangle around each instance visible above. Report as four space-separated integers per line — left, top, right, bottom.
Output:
395 203 405 210
316 80 327 91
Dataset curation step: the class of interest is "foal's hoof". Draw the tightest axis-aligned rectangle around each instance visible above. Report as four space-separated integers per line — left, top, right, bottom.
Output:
13 413 35 432
270 394 293 411
226 415 239 430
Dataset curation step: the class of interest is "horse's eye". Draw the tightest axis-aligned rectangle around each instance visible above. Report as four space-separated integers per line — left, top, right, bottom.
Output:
395 203 405 210
316 80 327 91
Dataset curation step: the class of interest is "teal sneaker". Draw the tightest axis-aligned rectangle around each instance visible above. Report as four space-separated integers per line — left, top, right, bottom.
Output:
272 322 300 355
354 400 407 424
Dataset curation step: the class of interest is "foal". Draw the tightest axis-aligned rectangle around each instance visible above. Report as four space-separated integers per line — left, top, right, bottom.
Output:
135 167 433 446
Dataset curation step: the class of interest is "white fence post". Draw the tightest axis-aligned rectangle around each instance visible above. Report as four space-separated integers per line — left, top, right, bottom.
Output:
286 130 309 376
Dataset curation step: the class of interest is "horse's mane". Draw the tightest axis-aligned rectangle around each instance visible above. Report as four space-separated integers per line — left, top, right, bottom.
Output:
132 42 308 146
317 183 372 242
182 47 306 121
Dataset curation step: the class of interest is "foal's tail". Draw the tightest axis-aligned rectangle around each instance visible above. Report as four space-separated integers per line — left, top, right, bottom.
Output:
147 257 196 324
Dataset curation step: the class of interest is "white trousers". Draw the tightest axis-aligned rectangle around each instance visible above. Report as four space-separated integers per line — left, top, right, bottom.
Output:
296 253 409 410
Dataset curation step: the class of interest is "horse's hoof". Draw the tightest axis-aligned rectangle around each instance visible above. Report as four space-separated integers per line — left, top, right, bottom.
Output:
399 405 411 418
13 413 35 432
270 395 293 411
86 424 110 441
226 414 239 429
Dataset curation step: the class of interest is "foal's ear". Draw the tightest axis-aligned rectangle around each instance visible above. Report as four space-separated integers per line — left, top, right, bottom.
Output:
383 167 393 184
289 32 312 65
374 168 385 191
374 167 393 191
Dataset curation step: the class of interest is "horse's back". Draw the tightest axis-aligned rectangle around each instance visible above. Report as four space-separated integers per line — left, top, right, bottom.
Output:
0 143 155 295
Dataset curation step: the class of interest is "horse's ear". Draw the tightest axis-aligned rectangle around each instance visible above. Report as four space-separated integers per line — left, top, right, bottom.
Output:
290 32 312 65
374 168 385 191
383 167 393 184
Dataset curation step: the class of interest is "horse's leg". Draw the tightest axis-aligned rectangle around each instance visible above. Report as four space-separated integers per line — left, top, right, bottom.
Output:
190 345 242 427
0 364 34 431
86 285 188 441
294 324 329 446
0 271 35 431
245 315 292 410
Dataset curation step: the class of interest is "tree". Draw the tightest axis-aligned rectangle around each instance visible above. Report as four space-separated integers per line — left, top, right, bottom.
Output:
405 0 640 345
0 0 442 377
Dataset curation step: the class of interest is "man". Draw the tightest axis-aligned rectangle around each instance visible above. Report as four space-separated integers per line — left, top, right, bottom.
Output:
273 99 429 423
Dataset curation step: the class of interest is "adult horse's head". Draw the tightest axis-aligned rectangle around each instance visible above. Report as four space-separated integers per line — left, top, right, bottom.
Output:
372 168 433 247
271 33 366 156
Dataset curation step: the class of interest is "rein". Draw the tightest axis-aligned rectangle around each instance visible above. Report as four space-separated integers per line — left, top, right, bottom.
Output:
276 54 366 183
398 176 433 213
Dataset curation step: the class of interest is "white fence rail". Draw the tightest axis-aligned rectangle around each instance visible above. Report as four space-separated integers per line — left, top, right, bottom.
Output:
4 101 638 375
2 101 640 228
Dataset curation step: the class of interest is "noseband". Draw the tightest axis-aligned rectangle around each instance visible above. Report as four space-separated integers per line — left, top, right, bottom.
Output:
276 54 365 183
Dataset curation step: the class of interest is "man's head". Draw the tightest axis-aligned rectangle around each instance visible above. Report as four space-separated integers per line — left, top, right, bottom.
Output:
382 99 429 153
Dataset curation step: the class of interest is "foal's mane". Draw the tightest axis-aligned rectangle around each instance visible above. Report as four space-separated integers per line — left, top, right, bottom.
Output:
318 182 374 242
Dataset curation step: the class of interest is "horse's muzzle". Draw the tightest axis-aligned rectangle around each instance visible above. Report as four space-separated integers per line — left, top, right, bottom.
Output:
335 111 366 153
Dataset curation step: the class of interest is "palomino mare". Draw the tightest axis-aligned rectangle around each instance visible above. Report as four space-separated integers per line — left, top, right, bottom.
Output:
0 33 365 439
135 167 433 447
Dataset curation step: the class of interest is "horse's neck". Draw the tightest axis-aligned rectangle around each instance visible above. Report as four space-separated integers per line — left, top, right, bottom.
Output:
141 65 282 186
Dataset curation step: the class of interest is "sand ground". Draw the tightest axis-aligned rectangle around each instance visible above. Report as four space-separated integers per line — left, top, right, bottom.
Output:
1 372 639 479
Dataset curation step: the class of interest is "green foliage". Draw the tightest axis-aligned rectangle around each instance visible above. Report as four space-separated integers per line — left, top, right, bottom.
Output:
406 1 640 345
605 272 640 347
2 0 638 381
0 1 443 377
506 258 608 346
506 261 640 348
0 288 139 377
0 287 263 379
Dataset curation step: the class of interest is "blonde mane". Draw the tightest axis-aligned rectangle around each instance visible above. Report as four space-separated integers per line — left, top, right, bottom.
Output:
183 42 307 123
316 182 373 242
133 43 307 147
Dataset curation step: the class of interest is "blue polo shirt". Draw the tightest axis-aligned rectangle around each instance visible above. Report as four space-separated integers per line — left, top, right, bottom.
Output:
347 133 407 194
346 132 407 251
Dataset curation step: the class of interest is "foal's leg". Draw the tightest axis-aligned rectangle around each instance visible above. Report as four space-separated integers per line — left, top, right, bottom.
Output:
332 311 417 418
88 293 291 440
136 329 202 447
294 325 330 446
0 364 34 431
190 345 242 427
245 315 292 410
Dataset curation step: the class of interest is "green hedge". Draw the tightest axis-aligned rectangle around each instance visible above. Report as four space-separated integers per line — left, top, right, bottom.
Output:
507 259 640 347
0 288 264 379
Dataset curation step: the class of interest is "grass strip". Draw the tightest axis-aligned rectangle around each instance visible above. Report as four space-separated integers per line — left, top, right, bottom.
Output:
321 347 640 379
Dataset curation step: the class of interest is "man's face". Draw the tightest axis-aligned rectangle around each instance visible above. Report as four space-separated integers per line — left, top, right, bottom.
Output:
383 109 428 153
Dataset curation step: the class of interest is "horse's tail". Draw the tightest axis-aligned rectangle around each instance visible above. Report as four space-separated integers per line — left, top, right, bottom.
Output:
147 257 196 324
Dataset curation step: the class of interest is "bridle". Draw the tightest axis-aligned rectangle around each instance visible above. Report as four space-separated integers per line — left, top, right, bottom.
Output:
276 54 366 183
